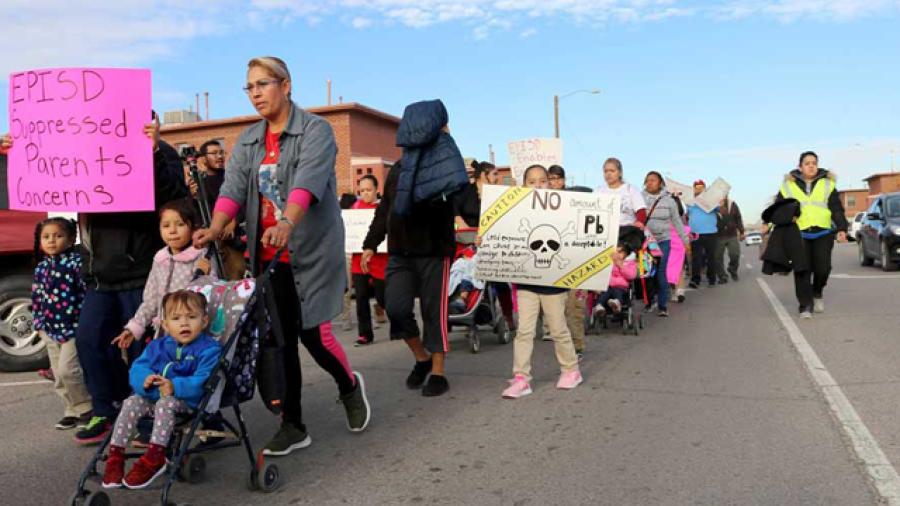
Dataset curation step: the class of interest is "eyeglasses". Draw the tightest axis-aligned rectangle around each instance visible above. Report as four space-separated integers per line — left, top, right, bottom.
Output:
243 78 283 94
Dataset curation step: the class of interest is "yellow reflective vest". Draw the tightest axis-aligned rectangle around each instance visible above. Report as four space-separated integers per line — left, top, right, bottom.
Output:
779 176 834 230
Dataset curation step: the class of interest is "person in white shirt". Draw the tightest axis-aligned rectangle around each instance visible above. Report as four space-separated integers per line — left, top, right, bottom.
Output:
595 157 648 227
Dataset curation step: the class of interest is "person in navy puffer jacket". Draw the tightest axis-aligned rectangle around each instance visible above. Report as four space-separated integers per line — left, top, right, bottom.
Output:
101 290 221 490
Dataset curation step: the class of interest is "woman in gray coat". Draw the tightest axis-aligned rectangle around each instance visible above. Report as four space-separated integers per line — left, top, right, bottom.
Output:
194 56 370 457
642 171 691 317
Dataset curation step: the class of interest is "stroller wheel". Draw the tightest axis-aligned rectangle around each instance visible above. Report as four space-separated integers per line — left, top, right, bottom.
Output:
468 329 481 353
246 469 259 491
495 319 511 345
69 491 87 506
258 462 281 493
179 454 206 484
83 491 110 506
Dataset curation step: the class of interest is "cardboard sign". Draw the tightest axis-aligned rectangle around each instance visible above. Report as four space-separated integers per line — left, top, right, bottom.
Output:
342 209 387 253
6 68 153 212
693 178 731 213
665 177 695 206
507 138 563 183
476 184 621 291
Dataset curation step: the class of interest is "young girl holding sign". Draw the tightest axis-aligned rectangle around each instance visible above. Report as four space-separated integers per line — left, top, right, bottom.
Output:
502 164 582 400
351 175 387 346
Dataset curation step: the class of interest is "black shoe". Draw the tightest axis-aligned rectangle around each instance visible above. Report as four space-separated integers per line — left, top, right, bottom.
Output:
708 281 717 287
340 372 371 432
55 416 79 430
406 358 433 389
730 272 739 281
718 278 729 285
688 281 699 289
74 416 111 445
677 294 686 303
263 422 312 456
422 375 449 397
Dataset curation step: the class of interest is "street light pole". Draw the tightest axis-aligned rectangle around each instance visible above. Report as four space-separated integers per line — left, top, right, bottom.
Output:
553 89 600 139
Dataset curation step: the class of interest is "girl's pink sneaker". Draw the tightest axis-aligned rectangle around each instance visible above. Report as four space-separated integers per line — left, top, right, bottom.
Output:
556 370 583 390
502 375 533 399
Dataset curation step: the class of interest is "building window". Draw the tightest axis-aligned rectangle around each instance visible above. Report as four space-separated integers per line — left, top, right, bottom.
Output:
356 168 363 175
366 168 373 175
848 195 856 208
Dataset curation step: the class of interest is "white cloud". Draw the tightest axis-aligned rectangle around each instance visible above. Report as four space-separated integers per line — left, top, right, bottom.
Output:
2 0 898 79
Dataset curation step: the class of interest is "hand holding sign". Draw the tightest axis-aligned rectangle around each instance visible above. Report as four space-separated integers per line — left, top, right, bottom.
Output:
6 67 153 212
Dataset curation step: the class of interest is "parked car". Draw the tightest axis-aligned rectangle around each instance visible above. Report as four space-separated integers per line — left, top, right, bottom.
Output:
744 232 763 246
857 192 900 272
849 212 865 241
0 152 50 371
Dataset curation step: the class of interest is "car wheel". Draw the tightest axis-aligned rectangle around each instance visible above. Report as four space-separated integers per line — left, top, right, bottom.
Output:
0 274 49 372
881 241 898 272
859 240 874 266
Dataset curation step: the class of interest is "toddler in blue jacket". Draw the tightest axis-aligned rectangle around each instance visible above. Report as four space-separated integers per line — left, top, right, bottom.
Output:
102 290 221 490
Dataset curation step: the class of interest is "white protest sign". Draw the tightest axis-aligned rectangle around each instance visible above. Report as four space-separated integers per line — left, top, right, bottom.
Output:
507 138 563 183
476 185 621 291
342 209 387 253
665 178 695 206
693 178 731 213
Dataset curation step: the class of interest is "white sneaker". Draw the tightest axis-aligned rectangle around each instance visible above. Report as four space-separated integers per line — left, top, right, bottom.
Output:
800 311 813 320
813 298 825 313
609 299 622 313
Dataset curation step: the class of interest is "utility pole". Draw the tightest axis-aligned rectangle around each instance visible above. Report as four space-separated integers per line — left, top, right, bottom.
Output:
488 144 496 165
553 95 560 138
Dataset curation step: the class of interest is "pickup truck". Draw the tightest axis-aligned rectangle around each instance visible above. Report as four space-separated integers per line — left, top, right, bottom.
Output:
0 152 49 371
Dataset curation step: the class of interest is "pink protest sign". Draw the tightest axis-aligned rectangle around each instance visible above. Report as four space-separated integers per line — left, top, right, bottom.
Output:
6 68 153 212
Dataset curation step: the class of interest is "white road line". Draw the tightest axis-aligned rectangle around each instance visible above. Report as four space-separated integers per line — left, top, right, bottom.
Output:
757 278 900 505
832 273 900 280
0 380 49 387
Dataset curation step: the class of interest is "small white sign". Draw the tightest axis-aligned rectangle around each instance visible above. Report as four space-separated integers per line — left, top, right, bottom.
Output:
665 178 695 206
693 178 731 213
507 138 563 184
342 209 387 254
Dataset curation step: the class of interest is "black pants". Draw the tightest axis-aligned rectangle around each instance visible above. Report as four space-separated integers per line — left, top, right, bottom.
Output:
691 233 720 284
76 288 144 418
271 263 355 429
385 256 451 353
352 273 386 341
794 235 835 310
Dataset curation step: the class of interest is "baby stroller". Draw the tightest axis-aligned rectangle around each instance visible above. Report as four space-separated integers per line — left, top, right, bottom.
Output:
447 228 512 353
587 226 650 336
70 258 284 506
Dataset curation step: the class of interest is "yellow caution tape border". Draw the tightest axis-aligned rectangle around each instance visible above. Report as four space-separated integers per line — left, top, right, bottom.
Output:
553 246 615 289
478 186 532 236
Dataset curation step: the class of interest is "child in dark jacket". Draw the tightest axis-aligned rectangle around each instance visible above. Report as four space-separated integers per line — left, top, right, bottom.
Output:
101 290 221 490
31 218 92 430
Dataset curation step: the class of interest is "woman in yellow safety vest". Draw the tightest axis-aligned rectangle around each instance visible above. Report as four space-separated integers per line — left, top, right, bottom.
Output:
776 151 848 319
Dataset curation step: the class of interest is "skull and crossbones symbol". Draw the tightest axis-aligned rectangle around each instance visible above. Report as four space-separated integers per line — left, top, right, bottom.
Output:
519 219 576 269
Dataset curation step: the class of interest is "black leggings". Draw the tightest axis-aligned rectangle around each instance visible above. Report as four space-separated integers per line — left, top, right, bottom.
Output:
352 273 386 341
271 263 356 429
691 233 720 284
794 235 835 310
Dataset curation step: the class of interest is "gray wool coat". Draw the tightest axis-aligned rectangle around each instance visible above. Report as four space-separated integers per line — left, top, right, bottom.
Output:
219 104 346 329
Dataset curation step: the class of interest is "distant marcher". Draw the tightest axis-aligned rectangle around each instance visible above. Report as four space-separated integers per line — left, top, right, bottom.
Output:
715 194 745 283
596 158 647 227
351 175 388 346
642 172 690 317
687 180 720 288
773 151 848 318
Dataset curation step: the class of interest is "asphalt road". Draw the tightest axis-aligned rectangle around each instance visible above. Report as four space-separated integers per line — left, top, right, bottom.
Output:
3 242 899 505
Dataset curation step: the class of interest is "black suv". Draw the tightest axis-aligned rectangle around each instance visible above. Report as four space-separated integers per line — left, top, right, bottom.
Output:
857 191 900 271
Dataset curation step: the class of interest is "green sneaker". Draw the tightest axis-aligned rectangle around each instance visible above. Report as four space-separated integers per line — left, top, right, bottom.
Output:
339 371 371 433
262 422 312 457
74 416 111 445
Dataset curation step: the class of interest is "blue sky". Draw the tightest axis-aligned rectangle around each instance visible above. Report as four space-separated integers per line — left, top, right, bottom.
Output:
3 0 900 221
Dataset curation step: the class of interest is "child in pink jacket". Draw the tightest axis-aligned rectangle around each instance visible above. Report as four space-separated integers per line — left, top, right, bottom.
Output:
112 199 215 349
593 244 638 316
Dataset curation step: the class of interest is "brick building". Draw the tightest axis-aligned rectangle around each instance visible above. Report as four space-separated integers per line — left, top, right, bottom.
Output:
864 172 900 198
837 189 869 217
159 102 401 196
